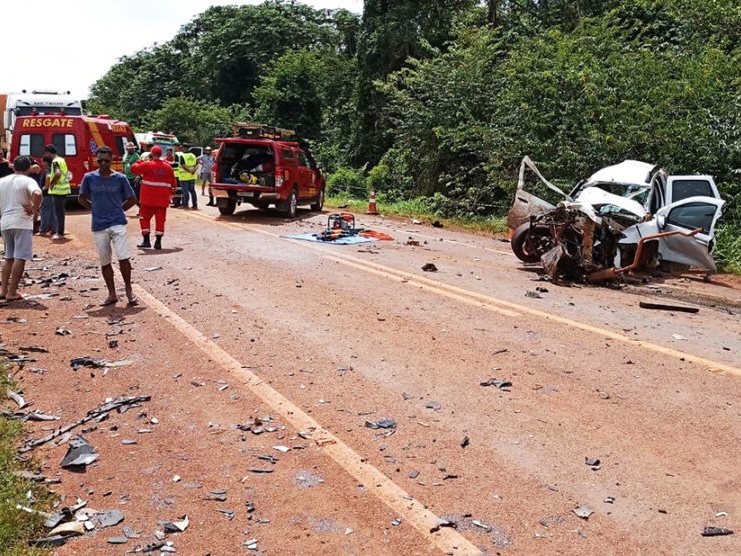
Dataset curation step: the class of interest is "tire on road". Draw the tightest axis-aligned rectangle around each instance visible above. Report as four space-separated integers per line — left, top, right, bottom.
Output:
511 222 541 263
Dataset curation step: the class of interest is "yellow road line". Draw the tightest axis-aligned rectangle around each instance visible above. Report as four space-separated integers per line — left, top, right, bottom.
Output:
324 255 741 376
132 285 482 555
188 214 741 376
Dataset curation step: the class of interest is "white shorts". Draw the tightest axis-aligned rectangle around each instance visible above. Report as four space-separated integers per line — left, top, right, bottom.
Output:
93 225 131 266
1 229 34 261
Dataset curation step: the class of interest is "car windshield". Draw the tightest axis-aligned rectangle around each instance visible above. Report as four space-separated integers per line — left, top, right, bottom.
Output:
578 181 651 206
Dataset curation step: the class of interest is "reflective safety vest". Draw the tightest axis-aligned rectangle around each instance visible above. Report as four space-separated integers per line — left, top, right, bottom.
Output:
49 156 71 196
179 152 198 181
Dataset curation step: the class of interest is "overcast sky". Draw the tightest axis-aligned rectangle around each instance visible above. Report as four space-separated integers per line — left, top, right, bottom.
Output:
7 0 363 100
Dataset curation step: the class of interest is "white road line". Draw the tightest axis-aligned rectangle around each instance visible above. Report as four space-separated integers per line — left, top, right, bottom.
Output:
132 284 482 555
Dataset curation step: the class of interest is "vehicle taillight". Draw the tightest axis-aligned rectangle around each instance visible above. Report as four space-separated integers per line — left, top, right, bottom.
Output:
275 171 284 188
83 161 89 171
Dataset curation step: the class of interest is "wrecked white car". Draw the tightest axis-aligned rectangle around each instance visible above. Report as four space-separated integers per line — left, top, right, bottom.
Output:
506 156 725 282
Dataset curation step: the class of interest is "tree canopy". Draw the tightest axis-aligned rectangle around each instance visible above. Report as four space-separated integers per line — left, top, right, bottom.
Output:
88 0 741 232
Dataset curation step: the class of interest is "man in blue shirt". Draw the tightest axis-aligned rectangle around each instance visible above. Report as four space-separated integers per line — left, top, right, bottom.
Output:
79 146 139 306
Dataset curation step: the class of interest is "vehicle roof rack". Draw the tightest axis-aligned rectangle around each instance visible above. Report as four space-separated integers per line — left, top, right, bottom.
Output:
232 121 296 141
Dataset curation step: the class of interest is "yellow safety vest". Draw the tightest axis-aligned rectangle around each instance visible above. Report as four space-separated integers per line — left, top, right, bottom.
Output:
49 156 71 195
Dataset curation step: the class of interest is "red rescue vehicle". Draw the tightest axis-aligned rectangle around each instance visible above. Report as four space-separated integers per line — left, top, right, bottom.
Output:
10 113 138 201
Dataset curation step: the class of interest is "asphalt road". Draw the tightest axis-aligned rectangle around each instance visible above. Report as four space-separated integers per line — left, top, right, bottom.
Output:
4 203 740 555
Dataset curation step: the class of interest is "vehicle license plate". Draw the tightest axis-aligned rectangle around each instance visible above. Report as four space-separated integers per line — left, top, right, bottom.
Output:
237 191 254 197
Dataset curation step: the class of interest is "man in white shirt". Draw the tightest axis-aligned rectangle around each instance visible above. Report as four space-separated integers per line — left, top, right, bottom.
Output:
0 156 42 301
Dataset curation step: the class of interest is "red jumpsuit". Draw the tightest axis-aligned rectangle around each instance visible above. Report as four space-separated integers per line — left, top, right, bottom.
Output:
130 158 177 237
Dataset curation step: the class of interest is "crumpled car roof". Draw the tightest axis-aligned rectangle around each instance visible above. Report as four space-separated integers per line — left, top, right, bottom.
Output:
587 160 657 186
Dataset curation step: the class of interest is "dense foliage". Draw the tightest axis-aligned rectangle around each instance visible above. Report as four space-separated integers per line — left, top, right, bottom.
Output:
88 0 741 269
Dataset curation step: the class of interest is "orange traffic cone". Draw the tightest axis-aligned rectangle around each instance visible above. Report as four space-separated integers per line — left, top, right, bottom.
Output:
366 188 379 215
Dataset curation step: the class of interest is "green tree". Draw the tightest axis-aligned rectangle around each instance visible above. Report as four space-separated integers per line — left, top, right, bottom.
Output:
352 0 478 167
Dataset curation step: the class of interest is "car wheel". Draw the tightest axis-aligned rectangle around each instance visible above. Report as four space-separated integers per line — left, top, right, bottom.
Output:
280 188 298 218
511 222 542 263
218 199 236 216
310 188 325 212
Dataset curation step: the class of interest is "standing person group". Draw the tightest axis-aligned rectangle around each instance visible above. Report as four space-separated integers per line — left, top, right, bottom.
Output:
78 146 139 306
131 146 177 250
43 144 70 240
0 156 42 301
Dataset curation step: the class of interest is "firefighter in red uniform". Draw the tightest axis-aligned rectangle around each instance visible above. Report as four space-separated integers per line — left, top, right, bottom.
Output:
130 146 177 250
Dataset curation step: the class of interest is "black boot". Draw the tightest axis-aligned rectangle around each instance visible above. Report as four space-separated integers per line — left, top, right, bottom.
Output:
154 236 162 250
137 234 151 249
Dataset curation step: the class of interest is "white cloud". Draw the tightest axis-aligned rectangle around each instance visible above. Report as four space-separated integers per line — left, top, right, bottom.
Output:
5 0 361 100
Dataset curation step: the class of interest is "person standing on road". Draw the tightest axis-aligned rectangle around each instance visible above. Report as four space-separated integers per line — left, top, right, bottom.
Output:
123 141 141 204
131 145 177 250
43 144 70 240
37 158 58 235
0 156 42 301
179 151 198 209
198 146 215 205
78 146 139 307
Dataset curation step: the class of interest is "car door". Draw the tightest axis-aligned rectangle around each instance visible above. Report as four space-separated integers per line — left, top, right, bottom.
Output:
653 196 725 270
296 150 316 200
665 175 720 203
506 156 569 230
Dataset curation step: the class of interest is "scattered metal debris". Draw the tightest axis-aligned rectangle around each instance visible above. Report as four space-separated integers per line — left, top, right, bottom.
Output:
161 515 189 532
480 378 513 389
60 435 99 468
422 263 438 272
702 526 734 537
365 418 397 429
7 389 28 408
639 301 699 313
20 395 151 453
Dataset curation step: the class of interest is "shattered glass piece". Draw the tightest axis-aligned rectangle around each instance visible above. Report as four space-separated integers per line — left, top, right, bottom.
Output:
95 509 125 528
123 526 140 538
365 418 397 429
70 356 106 370
480 379 513 389
573 505 594 519
60 436 98 468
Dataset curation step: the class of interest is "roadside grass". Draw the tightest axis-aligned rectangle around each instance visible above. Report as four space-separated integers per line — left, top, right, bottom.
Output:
0 366 55 555
715 224 741 274
325 195 509 236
